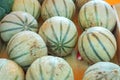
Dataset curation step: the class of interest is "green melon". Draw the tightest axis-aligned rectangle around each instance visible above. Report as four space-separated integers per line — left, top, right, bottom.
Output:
7 31 48 69
26 56 74 80
0 0 14 20
78 27 117 64
0 11 38 42
83 62 120 80
41 0 75 21
39 16 78 57
0 58 24 80
12 0 41 19
78 0 116 31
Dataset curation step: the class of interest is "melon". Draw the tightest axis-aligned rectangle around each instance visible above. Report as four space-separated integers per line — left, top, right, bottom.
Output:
26 56 74 80
39 16 78 57
0 11 38 42
83 62 120 80
0 58 24 80
41 0 75 21
0 0 14 20
12 0 41 19
78 0 116 31
7 31 48 69
78 27 117 64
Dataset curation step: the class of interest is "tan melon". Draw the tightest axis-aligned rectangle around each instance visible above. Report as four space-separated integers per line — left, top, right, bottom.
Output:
41 0 75 21
0 11 38 42
7 31 48 69
78 27 117 64
78 0 116 31
12 0 41 19
83 62 120 80
0 58 24 80
26 56 74 80
39 16 78 57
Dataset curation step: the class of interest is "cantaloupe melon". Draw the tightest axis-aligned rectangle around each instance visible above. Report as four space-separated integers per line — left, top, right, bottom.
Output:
12 0 41 19
78 0 116 31
0 11 38 42
7 31 48 69
83 62 120 80
39 16 78 57
0 58 24 80
78 27 117 64
41 0 75 21
26 56 74 80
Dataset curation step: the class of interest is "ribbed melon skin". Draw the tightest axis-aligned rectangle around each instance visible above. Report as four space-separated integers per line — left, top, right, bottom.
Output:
39 16 78 57
78 0 116 31
12 0 41 19
41 0 75 21
78 27 117 64
26 56 74 80
0 11 38 42
83 62 120 80
7 31 47 69
0 59 24 80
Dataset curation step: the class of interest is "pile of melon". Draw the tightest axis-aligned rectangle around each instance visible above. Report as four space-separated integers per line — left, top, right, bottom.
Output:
0 0 119 80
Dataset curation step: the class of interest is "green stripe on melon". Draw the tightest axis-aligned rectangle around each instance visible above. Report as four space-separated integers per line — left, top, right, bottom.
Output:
39 16 78 57
7 31 48 69
0 11 38 42
26 56 74 80
41 0 75 21
78 0 116 31
78 27 117 64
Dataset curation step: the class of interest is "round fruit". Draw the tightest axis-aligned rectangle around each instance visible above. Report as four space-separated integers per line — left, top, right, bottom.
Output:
7 31 47 69
39 16 78 57
0 11 38 42
78 27 117 64
78 0 116 31
41 0 75 21
0 58 24 80
26 56 74 80
83 62 120 80
12 0 41 19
